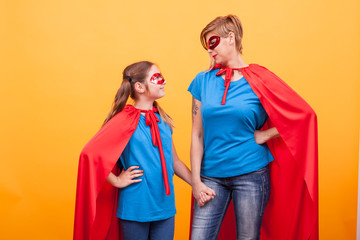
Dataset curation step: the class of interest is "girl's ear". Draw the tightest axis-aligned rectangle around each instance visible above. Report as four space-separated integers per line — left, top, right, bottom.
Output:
134 82 146 94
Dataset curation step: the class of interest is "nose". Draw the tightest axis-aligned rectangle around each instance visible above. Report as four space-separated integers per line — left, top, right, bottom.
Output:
207 49 212 54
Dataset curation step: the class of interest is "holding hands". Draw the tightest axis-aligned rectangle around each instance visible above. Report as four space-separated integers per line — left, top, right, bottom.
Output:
192 181 216 206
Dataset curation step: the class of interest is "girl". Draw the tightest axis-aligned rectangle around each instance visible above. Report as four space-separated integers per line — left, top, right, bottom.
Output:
74 61 191 240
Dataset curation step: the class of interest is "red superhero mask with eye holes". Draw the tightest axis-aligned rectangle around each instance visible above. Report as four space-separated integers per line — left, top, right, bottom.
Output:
150 73 166 85
207 36 220 50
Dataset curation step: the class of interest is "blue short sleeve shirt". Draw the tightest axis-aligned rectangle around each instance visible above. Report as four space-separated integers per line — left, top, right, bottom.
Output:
116 113 176 222
188 69 274 177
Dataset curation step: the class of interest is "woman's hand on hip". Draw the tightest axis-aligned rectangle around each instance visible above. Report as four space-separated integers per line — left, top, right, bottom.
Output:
254 130 268 145
254 127 280 145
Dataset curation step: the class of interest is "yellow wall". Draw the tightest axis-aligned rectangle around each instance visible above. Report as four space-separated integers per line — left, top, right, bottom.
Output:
1 0 359 239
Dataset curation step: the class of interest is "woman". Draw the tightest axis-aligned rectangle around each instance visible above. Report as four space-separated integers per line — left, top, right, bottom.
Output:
74 61 192 240
188 15 318 240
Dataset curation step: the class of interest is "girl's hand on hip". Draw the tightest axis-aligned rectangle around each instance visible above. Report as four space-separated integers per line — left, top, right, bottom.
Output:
115 166 144 188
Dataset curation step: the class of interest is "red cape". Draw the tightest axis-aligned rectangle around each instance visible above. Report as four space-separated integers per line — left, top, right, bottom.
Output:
190 64 318 240
74 105 141 240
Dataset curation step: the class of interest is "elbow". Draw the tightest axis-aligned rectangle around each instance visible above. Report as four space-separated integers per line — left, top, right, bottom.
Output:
191 130 203 141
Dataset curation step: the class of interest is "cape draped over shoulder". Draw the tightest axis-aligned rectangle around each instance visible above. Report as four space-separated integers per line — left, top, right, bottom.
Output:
189 64 318 240
74 105 141 240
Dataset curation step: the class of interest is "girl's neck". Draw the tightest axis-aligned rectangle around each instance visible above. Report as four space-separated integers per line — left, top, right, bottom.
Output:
133 98 154 111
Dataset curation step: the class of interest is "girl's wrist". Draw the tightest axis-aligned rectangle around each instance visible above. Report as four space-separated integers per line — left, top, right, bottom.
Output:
115 177 124 188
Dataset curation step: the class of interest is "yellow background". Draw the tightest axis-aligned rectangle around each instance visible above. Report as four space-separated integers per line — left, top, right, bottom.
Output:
1 0 359 239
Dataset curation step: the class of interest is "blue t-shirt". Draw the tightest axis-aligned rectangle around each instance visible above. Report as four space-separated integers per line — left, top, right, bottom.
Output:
188 69 274 178
116 113 176 222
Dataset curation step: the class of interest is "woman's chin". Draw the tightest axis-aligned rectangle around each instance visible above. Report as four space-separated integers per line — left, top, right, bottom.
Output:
214 59 223 65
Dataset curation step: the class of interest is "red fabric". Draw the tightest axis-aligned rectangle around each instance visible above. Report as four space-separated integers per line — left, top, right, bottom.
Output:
189 64 318 240
74 105 141 240
214 64 241 105
140 107 171 195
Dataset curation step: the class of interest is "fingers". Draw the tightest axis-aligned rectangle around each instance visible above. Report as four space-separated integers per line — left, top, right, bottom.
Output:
197 194 205 207
204 193 213 201
126 166 144 179
130 170 143 174
131 179 142 183
129 168 143 179
202 192 213 203
200 192 207 203
121 166 144 181
130 173 143 179
205 187 216 197
197 192 214 206
127 166 140 171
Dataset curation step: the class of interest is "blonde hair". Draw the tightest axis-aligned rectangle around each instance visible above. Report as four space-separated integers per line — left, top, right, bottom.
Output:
200 14 244 54
102 61 174 129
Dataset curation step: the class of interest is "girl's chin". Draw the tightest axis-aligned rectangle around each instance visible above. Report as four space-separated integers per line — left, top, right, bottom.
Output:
154 93 165 100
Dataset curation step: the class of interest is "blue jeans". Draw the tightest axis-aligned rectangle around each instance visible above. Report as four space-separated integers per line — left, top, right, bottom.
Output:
120 216 175 240
191 165 270 240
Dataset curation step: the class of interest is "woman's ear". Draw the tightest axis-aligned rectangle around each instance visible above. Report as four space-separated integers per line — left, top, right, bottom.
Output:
134 82 146 94
228 32 235 45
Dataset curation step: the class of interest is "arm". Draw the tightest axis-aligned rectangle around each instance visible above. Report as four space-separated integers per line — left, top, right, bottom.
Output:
172 141 191 185
106 166 143 188
191 97 216 206
254 127 280 145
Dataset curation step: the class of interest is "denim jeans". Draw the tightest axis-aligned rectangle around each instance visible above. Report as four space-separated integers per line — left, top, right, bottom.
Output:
191 165 270 240
120 216 175 240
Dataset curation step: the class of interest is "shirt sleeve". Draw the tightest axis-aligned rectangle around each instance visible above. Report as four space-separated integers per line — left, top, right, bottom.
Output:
187 73 202 101
116 157 123 170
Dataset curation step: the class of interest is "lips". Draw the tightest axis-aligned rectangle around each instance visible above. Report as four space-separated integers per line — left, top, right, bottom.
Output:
212 54 217 59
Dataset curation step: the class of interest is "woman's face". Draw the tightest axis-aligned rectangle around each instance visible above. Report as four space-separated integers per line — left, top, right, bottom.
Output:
205 32 233 65
144 65 166 100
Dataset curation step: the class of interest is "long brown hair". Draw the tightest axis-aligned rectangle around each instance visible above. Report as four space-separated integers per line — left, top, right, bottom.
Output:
102 61 174 129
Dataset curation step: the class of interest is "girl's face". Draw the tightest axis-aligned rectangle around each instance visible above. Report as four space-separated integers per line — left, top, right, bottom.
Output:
205 32 233 65
144 65 166 100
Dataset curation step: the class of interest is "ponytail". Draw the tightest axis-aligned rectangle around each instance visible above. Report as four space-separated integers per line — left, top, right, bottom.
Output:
102 61 174 129
102 78 131 127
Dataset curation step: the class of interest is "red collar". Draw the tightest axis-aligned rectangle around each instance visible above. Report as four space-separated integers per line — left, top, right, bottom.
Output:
214 64 243 105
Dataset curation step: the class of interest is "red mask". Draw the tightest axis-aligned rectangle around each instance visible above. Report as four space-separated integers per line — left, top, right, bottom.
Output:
207 36 220 50
150 73 166 85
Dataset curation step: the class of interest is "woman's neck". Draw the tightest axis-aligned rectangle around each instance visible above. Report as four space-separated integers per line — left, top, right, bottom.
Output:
224 53 248 68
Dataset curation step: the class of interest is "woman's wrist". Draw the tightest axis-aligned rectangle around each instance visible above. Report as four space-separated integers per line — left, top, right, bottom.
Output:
266 127 280 140
191 177 202 187
264 129 272 142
